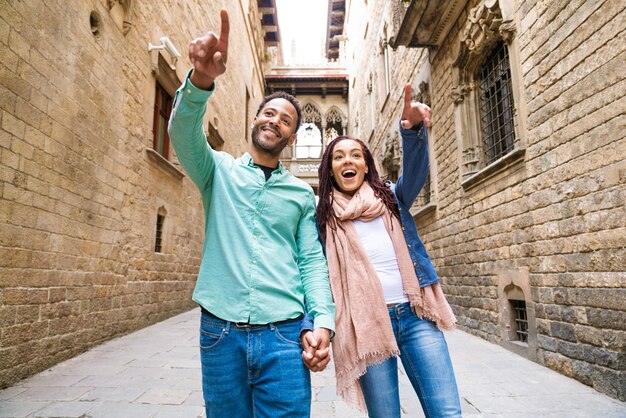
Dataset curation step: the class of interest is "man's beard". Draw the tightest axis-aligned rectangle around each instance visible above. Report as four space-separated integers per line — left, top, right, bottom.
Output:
251 123 291 156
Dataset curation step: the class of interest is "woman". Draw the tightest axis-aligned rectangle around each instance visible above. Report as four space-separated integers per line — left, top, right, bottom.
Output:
315 85 462 417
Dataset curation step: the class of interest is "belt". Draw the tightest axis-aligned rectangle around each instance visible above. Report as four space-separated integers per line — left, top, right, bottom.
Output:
201 307 303 328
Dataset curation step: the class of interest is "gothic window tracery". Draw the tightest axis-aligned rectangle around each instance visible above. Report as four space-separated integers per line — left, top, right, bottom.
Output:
325 107 345 144
451 0 526 186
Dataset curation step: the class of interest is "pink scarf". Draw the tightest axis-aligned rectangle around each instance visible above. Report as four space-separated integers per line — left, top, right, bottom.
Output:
325 182 455 411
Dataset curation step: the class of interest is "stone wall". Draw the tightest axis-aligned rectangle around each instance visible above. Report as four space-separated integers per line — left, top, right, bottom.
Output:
344 0 625 401
0 0 264 387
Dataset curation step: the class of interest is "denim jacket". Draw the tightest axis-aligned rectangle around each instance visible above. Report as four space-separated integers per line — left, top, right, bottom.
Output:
302 123 438 333
392 122 439 287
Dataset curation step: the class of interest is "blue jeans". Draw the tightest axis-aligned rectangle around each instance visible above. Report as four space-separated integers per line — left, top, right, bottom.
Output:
359 302 462 418
199 310 311 418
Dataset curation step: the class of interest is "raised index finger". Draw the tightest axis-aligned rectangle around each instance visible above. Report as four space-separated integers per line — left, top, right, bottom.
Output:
219 9 230 44
403 83 412 111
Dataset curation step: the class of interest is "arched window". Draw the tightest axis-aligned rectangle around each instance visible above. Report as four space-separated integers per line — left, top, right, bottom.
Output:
296 123 322 158
296 103 323 159
325 107 345 144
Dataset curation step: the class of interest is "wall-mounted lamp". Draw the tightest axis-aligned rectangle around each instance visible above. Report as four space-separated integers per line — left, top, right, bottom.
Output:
148 36 181 65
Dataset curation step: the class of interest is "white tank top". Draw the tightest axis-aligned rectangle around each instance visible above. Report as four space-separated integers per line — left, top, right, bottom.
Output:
352 217 409 305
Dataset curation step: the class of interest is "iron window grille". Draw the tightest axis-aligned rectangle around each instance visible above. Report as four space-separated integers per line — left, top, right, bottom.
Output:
511 299 528 343
478 41 516 164
155 214 164 253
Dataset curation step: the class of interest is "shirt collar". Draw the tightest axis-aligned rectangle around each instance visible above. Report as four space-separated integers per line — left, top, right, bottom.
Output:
242 152 285 174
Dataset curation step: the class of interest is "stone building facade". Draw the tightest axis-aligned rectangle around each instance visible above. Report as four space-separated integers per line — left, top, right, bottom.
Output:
0 0 271 387
341 0 625 401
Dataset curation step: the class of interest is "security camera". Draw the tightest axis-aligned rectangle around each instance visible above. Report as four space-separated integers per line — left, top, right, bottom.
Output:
147 36 181 60
160 36 181 59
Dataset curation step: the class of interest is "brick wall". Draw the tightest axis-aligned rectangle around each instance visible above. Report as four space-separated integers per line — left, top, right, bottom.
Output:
345 0 625 401
0 0 265 387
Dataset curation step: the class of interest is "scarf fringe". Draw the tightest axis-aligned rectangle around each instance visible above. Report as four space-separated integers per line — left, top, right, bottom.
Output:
335 350 401 412
407 287 457 331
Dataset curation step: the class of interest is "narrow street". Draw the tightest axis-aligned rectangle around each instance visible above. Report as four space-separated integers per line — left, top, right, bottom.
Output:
1 308 624 418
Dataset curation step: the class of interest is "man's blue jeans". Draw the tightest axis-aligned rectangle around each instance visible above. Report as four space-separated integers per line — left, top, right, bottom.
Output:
199 310 311 418
359 302 462 418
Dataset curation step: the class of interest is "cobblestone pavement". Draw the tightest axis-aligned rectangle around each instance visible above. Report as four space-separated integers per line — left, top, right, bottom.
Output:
1 308 624 417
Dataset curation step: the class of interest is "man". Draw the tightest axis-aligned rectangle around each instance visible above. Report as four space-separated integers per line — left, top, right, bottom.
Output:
167 9 335 418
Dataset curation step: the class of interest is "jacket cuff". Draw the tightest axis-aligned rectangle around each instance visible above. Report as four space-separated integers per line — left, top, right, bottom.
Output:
399 121 424 136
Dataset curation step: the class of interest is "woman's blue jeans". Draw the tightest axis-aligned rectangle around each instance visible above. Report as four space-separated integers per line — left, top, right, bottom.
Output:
199 310 311 418
359 302 462 418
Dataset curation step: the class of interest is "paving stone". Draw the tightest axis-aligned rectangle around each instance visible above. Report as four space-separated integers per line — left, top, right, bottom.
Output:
0 386 26 401
87 402 160 418
79 387 144 402
9 386 89 402
32 401 98 417
152 404 205 418
0 401 48 418
135 387 192 405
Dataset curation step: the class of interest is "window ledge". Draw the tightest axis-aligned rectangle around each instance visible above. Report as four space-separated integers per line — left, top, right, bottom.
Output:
461 148 525 191
145 148 185 180
410 201 437 218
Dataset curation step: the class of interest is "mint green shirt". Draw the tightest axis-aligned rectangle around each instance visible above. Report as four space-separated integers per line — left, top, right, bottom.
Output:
168 76 335 331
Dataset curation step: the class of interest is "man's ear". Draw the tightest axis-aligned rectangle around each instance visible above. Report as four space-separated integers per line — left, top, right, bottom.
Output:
287 132 297 146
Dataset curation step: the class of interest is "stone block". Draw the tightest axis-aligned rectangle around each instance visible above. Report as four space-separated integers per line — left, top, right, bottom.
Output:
550 322 577 342
15 305 39 324
3 288 28 305
584 346 625 369
543 351 574 377
571 359 594 386
586 308 626 331
557 340 585 361
601 329 625 352
537 334 557 352
574 325 602 346
590 366 624 401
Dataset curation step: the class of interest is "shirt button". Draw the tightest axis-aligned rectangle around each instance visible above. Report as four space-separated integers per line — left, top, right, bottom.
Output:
255 211 260 215
252 260 257 264
413 262 417 266
186 89 191 94
408 244 411 248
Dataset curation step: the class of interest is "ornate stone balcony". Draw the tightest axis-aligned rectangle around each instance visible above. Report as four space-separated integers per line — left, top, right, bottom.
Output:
390 0 466 48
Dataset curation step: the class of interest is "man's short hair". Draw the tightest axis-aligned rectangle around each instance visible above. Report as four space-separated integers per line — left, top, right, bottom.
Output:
256 91 302 132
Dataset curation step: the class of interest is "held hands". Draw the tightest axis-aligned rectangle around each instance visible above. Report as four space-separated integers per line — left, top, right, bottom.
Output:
400 83 432 129
189 9 230 90
301 328 331 372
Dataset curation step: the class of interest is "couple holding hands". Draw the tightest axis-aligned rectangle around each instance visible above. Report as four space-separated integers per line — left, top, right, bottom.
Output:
168 9 461 418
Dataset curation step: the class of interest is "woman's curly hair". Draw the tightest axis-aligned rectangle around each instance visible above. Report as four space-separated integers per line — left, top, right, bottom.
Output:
316 136 400 244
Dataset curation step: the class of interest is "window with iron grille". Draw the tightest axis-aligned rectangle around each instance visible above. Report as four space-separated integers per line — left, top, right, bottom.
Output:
510 299 528 343
478 41 516 164
153 82 173 159
155 214 164 253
